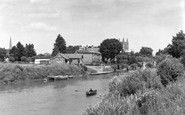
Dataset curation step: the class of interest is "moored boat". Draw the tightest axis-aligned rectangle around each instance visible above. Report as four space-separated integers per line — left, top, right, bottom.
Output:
47 75 68 80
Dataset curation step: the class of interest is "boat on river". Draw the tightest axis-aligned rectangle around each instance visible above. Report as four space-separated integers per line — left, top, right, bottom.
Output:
89 71 113 75
47 75 68 80
86 89 97 96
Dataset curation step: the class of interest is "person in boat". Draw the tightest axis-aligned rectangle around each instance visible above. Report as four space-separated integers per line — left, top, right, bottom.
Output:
89 88 93 92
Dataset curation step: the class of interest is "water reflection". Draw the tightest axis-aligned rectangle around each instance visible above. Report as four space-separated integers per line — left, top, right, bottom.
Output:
0 73 116 115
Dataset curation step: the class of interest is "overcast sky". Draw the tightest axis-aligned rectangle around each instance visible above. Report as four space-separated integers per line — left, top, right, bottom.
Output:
0 0 184 54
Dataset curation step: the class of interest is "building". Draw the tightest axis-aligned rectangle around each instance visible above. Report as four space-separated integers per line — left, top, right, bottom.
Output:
34 59 50 65
76 46 101 65
50 53 83 65
121 38 129 52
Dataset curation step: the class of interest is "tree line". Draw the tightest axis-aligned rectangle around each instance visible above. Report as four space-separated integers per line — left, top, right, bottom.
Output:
0 34 81 62
0 30 184 64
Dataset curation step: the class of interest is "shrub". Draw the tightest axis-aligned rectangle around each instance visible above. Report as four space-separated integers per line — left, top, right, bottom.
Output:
21 56 27 62
109 69 162 97
145 63 153 68
156 58 184 86
0 63 85 84
130 63 137 70
9 56 15 62
86 80 185 115
180 55 185 67
120 63 129 69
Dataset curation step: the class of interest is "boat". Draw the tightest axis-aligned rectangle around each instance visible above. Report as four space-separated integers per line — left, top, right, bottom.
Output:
47 75 68 80
86 89 97 96
68 75 74 79
89 71 113 75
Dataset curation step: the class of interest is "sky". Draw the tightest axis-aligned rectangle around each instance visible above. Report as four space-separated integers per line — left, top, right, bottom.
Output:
0 0 185 54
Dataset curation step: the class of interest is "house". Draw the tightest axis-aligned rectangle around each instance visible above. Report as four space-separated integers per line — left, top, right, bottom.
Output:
50 53 83 65
76 46 101 65
34 59 50 65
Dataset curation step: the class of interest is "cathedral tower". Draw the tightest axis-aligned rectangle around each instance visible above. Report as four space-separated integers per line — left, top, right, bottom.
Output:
122 38 129 52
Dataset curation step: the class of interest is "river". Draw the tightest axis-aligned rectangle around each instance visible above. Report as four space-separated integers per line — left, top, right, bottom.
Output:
0 73 116 115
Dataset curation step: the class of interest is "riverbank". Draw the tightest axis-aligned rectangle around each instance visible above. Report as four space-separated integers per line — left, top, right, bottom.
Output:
0 62 86 85
85 68 185 115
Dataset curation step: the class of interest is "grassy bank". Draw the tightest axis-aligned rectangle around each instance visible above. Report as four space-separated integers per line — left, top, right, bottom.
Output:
85 68 185 115
0 62 86 84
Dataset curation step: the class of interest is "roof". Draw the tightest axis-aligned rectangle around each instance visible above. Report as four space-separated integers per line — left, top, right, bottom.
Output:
50 53 83 60
76 50 101 55
35 59 50 61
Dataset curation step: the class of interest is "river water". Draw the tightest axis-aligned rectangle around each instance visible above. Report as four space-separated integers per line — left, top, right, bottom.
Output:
0 73 116 115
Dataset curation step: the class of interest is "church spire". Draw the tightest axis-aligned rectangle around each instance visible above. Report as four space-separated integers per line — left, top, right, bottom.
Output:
9 37 12 50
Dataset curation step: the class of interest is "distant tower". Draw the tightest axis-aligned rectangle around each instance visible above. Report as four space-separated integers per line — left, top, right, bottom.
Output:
122 38 129 52
9 37 12 50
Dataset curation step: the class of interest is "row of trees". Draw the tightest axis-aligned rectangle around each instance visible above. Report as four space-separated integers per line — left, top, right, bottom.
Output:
51 34 81 56
0 34 82 62
9 42 37 62
155 30 185 66
99 38 153 68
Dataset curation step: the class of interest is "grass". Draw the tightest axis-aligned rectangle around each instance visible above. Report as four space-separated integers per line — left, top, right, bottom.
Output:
0 62 85 84
85 69 185 115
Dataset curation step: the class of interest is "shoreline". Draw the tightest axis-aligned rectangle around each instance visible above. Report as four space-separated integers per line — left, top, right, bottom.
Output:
0 63 86 85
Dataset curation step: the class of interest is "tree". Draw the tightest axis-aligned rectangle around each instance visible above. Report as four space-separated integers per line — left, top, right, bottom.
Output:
66 45 81 53
155 49 167 56
9 46 18 61
139 47 153 57
52 34 66 56
99 38 122 63
0 48 7 61
16 42 25 61
25 44 36 57
166 30 185 58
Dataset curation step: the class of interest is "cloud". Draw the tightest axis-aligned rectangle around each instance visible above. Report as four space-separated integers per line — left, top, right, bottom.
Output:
25 22 57 31
30 0 49 4
28 12 60 18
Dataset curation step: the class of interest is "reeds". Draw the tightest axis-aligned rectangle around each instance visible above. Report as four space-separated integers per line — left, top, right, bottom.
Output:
0 62 84 84
85 69 185 115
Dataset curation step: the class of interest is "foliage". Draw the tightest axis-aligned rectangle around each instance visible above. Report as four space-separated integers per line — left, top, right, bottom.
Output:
145 63 153 68
85 69 185 115
99 38 122 63
25 44 36 57
52 34 66 56
155 49 167 56
9 56 15 62
9 42 27 61
0 48 7 61
130 63 137 70
66 45 80 53
16 42 26 61
0 63 84 84
156 58 184 86
181 55 185 67
154 54 167 66
139 47 153 57
116 52 138 68
166 30 185 58
21 56 27 62
109 69 162 97
9 46 18 61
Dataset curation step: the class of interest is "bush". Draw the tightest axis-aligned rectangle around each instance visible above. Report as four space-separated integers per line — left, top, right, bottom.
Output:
21 56 27 62
145 63 153 68
109 69 162 97
130 63 137 70
85 78 185 115
9 57 15 62
0 63 85 84
181 55 185 67
156 58 184 86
